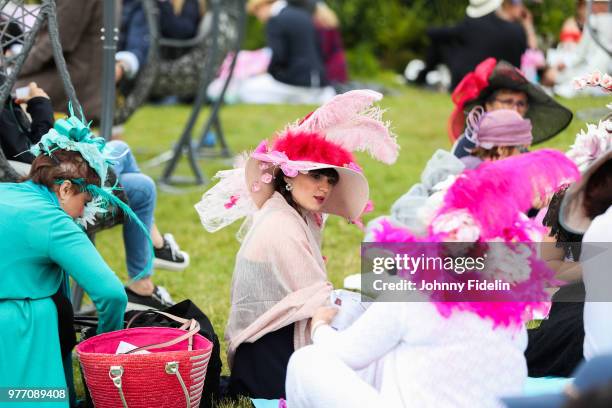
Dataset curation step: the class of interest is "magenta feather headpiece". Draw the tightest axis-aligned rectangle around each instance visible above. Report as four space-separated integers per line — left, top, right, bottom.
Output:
372 149 580 327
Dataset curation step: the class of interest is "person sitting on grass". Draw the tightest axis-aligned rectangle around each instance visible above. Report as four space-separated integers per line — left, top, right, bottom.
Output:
559 150 612 361
0 85 189 310
459 107 533 170
195 90 398 399
235 0 336 104
449 58 573 158
286 149 580 408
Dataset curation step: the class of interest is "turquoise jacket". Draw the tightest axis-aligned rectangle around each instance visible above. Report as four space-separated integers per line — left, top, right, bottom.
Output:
0 181 126 407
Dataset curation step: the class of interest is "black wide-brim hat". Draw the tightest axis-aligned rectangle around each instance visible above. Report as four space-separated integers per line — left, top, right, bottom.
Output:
451 60 574 145
469 61 573 144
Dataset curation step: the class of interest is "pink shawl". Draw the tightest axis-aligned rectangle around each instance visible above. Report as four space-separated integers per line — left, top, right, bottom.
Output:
225 192 332 366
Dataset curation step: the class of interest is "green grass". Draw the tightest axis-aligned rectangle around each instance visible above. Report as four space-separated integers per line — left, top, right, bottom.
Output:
81 87 606 404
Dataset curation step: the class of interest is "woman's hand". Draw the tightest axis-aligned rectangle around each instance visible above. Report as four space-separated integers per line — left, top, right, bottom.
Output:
312 306 338 326
310 306 339 337
15 82 49 104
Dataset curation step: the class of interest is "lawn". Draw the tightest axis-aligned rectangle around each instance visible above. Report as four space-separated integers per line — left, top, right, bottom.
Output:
79 87 605 404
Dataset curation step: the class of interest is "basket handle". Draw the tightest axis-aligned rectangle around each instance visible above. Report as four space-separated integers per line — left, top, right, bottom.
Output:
126 310 190 329
124 319 200 354
109 366 129 408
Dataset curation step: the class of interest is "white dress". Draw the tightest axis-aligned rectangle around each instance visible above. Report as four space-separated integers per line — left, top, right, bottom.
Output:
582 206 612 360
286 302 528 408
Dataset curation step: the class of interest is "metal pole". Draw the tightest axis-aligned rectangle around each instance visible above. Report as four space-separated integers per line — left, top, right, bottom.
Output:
196 1 246 156
159 0 225 184
100 0 118 140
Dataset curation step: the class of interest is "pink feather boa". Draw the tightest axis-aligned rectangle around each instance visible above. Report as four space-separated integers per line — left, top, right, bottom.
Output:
372 149 580 327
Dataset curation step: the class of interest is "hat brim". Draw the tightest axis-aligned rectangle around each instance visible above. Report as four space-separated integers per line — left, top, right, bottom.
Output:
245 157 369 220
466 0 503 18
559 150 612 235
466 61 573 144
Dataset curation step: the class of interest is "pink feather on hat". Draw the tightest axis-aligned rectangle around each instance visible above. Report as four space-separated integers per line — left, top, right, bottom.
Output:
289 90 400 164
371 149 580 327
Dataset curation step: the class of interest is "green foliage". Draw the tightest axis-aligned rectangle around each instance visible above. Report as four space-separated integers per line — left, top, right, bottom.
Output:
346 43 382 79
243 15 267 50
326 0 464 73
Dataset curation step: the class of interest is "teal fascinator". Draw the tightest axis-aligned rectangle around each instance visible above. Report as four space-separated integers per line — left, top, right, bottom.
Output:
31 104 153 280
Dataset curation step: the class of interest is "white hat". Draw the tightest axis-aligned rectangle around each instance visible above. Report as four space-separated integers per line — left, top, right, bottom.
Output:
245 156 369 220
466 0 503 18
195 90 399 232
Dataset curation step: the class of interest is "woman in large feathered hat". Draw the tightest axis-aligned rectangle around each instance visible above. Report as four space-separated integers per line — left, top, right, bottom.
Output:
195 90 399 399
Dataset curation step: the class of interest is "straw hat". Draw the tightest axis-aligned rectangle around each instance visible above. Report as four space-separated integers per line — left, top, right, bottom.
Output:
466 0 503 18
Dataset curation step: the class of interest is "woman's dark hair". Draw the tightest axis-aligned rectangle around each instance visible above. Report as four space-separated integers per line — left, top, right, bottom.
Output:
584 159 612 220
25 149 100 193
273 167 339 213
543 185 583 260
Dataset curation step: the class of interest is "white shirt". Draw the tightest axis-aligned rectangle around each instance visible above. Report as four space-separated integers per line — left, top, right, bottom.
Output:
582 205 612 360
313 302 528 407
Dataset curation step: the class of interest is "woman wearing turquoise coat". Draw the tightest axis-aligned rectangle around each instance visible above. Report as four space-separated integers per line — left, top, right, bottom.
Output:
0 112 149 407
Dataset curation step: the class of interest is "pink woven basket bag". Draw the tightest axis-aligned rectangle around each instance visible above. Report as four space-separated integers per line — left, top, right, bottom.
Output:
77 312 213 408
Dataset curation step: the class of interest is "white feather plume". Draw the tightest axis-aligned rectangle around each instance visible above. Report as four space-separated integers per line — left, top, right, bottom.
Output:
290 89 399 164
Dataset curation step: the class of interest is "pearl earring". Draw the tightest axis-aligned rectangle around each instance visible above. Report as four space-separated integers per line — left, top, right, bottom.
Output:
285 183 293 191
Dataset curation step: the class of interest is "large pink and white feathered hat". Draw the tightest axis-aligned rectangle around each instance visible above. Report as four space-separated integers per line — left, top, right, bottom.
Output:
195 90 399 232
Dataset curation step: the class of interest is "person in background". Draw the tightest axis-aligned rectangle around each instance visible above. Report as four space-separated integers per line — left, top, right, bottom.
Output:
106 140 190 310
526 117 611 377
116 0 207 82
17 0 104 122
501 0 538 50
0 82 53 173
545 0 587 78
458 107 533 170
449 58 573 159
560 0 587 45
289 0 349 86
541 0 612 98
410 0 527 90
526 185 586 377
236 0 335 104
